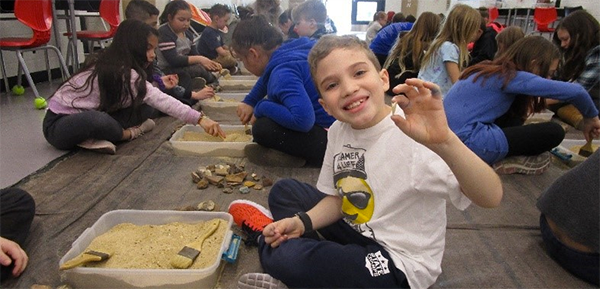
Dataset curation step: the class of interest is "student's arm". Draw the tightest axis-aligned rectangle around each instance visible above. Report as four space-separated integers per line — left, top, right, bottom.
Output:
391 78 502 208
445 61 460 84
215 46 231 58
253 66 316 132
505 72 600 140
0 237 28 277
263 195 343 248
157 26 190 68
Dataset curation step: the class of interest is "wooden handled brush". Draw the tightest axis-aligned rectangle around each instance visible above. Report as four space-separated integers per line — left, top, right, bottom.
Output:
578 140 594 157
60 250 112 270
170 220 219 269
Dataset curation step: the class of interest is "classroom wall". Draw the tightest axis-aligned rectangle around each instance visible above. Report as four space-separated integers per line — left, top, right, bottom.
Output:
0 0 598 84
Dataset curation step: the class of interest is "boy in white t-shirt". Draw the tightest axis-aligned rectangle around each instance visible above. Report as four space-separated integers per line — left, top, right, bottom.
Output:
229 35 503 289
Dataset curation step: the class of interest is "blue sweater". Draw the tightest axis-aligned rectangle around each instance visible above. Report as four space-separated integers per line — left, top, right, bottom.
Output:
243 37 335 132
444 71 599 164
369 22 414 55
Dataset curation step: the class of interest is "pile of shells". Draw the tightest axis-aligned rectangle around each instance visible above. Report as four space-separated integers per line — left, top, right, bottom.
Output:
191 163 273 194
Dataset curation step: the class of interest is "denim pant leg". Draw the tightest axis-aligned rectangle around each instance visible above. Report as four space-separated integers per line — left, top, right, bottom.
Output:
0 188 35 279
540 214 599 286
259 179 409 288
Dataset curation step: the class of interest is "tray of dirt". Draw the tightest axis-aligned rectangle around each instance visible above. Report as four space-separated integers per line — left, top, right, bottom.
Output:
169 124 253 157
219 78 257 92
59 210 233 288
199 92 246 108
551 139 599 168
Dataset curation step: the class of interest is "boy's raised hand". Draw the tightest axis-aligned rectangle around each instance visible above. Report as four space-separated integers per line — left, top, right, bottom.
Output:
390 79 452 146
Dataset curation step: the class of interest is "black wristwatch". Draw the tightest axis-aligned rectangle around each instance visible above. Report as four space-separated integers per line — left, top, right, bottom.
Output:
295 211 313 233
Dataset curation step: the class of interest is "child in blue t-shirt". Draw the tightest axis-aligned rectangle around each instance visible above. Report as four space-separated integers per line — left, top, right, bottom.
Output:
197 4 238 72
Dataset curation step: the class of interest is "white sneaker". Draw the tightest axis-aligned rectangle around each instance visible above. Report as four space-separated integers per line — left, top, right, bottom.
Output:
77 139 116 155
128 119 156 140
238 273 288 289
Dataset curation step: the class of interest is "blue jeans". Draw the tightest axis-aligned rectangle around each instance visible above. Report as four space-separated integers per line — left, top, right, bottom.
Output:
540 214 599 286
258 179 410 288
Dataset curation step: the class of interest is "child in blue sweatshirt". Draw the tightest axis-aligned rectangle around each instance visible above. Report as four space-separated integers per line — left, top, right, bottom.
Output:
231 15 335 167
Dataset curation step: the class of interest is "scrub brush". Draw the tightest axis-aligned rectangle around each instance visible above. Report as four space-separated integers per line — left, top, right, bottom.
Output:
170 220 219 269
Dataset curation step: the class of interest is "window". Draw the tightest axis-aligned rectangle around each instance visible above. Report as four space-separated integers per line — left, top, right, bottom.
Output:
351 0 385 25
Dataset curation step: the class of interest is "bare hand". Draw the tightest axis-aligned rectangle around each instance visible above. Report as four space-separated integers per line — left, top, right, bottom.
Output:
0 237 28 277
196 56 222 71
191 87 215 100
263 217 303 248
582 116 600 142
161 74 179 89
237 103 254 124
199 117 226 139
390 78 452 146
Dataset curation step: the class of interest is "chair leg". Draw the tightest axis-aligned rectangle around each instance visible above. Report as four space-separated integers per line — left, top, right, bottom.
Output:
0 51 9 93
47 45 71 81
45 49 52 86
15 50 40 98
16 57 23 87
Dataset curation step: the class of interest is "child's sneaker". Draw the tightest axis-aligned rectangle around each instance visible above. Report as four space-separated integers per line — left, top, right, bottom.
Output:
190 77 207 92
238 273 288 289
493 152 551 175
128 118 155 140
228 200 273 246
77 139 116 155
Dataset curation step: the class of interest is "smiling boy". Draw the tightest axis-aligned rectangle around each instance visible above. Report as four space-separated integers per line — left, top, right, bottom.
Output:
230 35 503 289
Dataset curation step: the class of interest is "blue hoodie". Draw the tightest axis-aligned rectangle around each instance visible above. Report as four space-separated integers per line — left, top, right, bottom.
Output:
243 37 335 132
369 22 414 55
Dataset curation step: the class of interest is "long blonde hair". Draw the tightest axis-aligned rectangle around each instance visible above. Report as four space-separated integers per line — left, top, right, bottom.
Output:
384 12 441 72
421 4 480 71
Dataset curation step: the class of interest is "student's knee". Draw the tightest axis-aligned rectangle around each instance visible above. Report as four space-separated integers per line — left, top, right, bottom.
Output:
268 179 299 205
0 188 35 215
545 122 566 145
251 118 275 142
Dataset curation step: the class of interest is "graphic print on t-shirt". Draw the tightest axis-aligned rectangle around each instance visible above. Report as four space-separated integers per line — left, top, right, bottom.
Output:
333 144 374 224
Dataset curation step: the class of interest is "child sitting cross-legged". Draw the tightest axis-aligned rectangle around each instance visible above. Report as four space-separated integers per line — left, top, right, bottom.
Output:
444 36 600 175
228 35 503 289
43 20 225 155
197 4 239 74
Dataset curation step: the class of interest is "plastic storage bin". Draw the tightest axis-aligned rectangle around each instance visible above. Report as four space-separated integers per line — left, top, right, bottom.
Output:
219 78 257 91
551 139 599 167
199 92 246 108
59 210 233 288
169 124 252 157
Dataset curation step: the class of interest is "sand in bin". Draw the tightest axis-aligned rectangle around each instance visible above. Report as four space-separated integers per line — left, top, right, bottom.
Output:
180 130 252 142
82 218 228 269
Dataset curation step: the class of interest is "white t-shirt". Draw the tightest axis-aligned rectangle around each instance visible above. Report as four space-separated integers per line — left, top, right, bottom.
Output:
418 41 460 97
316 112 470 289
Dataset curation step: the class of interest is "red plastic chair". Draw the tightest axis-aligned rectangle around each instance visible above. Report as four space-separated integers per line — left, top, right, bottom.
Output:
0 0 70 97
532 7 557 38
488 7 499 22
64 0 121 66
